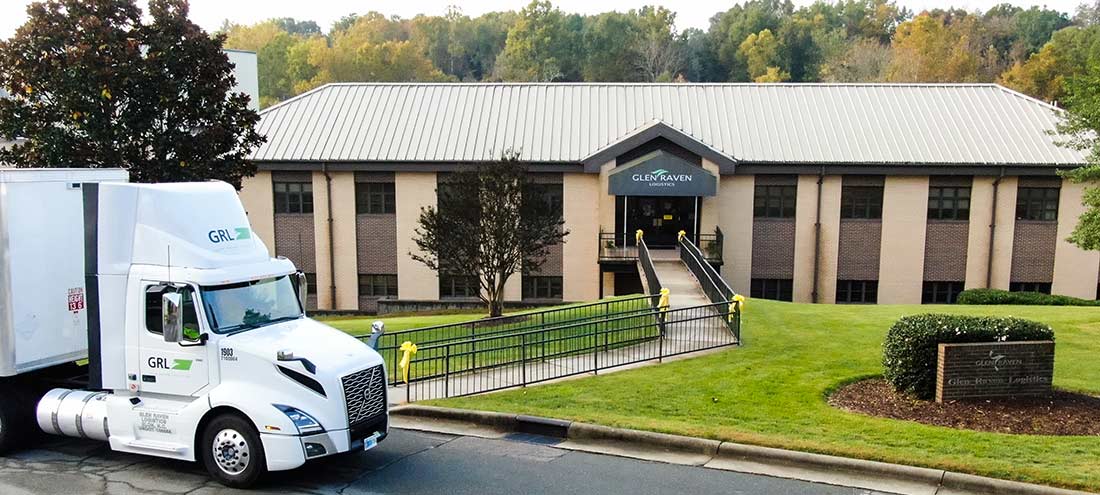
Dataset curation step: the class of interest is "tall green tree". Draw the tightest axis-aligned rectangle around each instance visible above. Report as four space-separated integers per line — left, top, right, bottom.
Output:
412 151 568 317
496 1 582 81
709 0 793 81
0 0 264 187
1057 61 1100 249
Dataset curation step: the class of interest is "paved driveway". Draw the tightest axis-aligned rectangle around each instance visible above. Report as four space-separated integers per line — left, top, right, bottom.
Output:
0 429 892 494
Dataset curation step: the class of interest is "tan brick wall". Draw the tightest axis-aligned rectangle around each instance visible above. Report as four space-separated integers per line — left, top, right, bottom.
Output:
837 220 882 280
718 174 754 295
878 176 928 304
1052 180 1100 298
751 219 795 279
924 222 969 281
395 172 439 300
563 172 600 301
1010 221 1057 283
239 171 275 254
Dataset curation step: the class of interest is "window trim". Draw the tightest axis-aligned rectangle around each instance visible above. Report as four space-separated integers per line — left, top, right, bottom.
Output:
922 281 965 304
840 185 883 220
144 283 203 341
273 181 314 214
359 274 398 298
1015 187 1059 222
440 274 480 299
1009 281 1052 294
927 186 971 221
753 184 797 219
355 182 396 215
522 275 564 300
750 278 793 301
835 280 878 304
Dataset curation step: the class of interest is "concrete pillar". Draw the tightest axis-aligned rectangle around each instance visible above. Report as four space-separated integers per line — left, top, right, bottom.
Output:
877 176 929 304
563 172 601 301
602 272 616 298
816 176 843 303
970 176 1018 290
792 175 818 303
239 171 275 254
311 172 333 310
718 175 754 295
395 172 439 300
598 160 617 235
329 172 359 310
1052 180 1100 298
699 159 722 237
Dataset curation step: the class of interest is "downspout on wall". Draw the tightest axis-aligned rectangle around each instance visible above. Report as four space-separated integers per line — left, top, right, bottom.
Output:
811 166 824 303
985 167 1005 289
323 163 336 308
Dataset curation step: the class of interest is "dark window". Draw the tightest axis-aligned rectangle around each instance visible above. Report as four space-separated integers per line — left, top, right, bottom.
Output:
522 276 563 300
145 285 200 340
273 181 314 214
355 182 396 214
750 278 793 301
836 280 878 304
304 273 317 295
1016 187 1059 221
525 183 564 219
927 186 971 220
359 274 398 298
754 185 797 218
1009 282 1052 294
922 281 965 304
840 186 883 219
440 275 479 299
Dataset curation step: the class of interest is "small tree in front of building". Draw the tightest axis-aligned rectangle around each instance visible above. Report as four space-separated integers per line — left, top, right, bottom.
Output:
1058 60 1100 249
412 150 568 317
0 0 264 187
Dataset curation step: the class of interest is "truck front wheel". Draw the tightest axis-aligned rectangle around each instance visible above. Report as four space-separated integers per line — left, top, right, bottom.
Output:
200 414 267 488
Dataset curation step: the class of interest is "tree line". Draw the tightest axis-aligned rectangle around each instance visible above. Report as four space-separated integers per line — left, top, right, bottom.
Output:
221 0 1100 108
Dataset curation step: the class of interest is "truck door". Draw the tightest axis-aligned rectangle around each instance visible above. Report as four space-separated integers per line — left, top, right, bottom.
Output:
139 284 210 396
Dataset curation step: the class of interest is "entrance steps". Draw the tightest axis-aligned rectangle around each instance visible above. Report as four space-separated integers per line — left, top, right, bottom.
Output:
647 249 711 308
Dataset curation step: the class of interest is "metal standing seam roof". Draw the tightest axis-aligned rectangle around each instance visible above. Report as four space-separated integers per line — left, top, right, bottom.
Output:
250 83 1087 167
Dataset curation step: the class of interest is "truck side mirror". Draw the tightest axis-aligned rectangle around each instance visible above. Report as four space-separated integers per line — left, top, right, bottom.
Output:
162 292 184 344
367 321 385 350
296 271 308 311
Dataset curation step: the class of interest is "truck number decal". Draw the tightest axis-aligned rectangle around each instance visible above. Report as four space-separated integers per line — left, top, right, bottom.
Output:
221 348 237 362
67 287 85 312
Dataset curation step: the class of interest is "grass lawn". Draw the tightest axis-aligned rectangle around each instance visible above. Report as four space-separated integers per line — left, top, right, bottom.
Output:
428 300 1100 492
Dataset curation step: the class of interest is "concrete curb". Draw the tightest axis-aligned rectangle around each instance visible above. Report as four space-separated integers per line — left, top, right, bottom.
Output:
390 405 1094 495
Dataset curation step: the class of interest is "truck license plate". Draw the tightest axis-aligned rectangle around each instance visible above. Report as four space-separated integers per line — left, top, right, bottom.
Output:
363 433 380 451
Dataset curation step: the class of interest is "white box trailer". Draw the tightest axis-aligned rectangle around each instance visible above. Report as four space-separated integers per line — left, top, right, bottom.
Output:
0 169 389 488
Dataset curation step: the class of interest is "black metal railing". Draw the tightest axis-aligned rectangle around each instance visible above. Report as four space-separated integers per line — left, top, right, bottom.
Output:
637 237 663 298
402 300 737 401
598 230 638 261
696 227 724 264
680 235 742 341
370 294 658 385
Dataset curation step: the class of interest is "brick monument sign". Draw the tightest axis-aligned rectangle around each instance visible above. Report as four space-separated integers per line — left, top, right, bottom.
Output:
936 341 1055 403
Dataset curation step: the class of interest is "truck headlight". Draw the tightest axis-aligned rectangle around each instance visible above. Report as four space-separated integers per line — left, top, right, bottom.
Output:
273 404 324 435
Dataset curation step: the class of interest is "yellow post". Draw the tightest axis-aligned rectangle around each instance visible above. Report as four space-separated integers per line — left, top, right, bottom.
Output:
635 229 644 244
658 287 671 312
398 341 418 384
677 230 686 241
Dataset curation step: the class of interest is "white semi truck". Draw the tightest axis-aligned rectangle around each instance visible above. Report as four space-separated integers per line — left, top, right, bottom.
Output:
0 169 389 488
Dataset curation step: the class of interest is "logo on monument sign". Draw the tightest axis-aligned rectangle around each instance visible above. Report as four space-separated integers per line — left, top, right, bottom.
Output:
631 168 694 187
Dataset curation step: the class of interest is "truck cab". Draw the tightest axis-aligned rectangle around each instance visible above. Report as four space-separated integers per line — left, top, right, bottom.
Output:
0 170 388 488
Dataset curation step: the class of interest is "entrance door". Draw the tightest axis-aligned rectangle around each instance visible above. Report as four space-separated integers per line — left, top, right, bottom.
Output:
622 196 696 247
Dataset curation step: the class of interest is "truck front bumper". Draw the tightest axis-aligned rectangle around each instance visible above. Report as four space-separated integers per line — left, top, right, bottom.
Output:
261 413 389 471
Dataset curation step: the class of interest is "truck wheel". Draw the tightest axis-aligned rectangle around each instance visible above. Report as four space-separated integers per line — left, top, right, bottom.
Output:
200 414 267 488
0 386 27 455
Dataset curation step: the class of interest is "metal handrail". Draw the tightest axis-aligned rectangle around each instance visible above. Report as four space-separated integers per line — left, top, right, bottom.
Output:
679 235 735 304
637 237 663 297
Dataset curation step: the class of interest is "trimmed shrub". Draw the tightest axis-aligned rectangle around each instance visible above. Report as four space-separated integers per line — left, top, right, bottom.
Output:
956 288 1100 306
882 314 1054 400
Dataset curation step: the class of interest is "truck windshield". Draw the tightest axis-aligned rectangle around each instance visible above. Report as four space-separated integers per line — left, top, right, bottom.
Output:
201 275 303 334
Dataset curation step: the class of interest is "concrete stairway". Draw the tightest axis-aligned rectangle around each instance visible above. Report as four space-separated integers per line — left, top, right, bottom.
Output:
647 249 711 308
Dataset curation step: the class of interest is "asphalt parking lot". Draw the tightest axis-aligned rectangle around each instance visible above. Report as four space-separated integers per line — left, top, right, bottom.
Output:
0 428 892 494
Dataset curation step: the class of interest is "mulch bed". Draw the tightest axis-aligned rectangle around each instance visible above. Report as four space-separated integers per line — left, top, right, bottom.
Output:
828 378 1100 436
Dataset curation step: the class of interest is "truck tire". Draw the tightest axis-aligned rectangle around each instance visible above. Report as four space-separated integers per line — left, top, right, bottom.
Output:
200 414 267 488
0 384 28 454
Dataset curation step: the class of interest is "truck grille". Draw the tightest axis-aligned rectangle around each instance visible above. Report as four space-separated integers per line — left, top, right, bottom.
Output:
342 365 386 427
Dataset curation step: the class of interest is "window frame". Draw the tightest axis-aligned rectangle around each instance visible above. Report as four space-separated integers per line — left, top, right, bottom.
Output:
144 283 202 341
921 281 965 304
835 280 878 304
355 182 396 215
750 278 793 301
927 186 971 221
358 274 398 298
522 276 563 300
840 185 883 220
753 185 797 219
1009 281 1052 294
440 275 480 299
273 181 314 214
1015 187 1059 221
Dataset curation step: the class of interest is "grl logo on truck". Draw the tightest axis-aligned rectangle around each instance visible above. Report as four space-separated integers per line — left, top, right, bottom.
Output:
148 357 193 371
207 227 251 244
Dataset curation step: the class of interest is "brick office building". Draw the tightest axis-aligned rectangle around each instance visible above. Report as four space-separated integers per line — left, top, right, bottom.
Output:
237 83 1091 311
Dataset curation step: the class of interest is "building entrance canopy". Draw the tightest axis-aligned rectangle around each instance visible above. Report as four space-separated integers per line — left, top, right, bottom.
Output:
607 150 717 197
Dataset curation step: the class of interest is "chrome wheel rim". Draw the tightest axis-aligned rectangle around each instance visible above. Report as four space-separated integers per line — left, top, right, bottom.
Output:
212 429 250 475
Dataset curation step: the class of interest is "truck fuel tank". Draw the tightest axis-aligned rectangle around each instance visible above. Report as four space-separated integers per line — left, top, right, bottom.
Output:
37 388 111 442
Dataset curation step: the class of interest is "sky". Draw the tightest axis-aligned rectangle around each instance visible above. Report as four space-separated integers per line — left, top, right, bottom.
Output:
0 0 1089 38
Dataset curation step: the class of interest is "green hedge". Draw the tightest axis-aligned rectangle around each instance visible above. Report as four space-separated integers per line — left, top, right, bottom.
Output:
956 288 1100 306
882 314 1054 400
